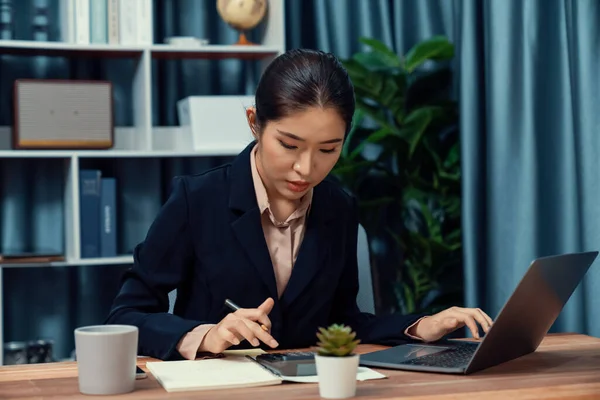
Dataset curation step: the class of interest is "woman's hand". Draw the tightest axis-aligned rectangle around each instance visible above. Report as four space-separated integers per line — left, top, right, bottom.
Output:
201 298 280 354
408 306 494 342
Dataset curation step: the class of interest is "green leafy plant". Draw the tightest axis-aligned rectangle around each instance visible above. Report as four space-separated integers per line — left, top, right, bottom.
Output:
315 324 361 357
332 35 463 315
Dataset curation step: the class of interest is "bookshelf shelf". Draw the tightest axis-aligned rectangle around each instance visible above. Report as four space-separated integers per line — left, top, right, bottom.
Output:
0 40 144 58
0 150 73 158
0 255 134 269
149 44 281 60
73 255 134 265
0 126 248 157
0 41 281 60
0 148 242 158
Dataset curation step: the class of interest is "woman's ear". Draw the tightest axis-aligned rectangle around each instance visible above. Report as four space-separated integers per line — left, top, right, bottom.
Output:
246 106 259 140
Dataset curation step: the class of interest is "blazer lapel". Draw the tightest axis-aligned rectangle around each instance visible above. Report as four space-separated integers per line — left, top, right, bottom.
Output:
231 209 278 300
228 142 279 301
280 183 334 306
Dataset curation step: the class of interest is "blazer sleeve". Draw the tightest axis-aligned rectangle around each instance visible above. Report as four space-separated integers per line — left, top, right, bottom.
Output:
328 195 428 346
104 177 206 360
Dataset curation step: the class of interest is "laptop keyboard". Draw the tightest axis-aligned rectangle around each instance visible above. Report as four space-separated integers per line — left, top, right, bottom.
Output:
400 342 478 369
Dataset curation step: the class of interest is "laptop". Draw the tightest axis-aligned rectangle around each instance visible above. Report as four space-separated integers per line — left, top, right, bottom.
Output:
359 251 598 375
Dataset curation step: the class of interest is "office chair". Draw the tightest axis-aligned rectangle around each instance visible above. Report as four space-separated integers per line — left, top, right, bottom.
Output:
167 224 376 315
355 224 376 314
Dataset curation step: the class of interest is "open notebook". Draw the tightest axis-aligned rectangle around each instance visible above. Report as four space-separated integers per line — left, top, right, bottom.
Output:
146 349 386 393
146 356 282 392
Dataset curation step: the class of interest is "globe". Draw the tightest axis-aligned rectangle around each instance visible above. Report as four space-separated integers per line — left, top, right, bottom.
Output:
216 0 267 45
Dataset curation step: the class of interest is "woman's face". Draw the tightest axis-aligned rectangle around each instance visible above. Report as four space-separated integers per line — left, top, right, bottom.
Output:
248 106 346 202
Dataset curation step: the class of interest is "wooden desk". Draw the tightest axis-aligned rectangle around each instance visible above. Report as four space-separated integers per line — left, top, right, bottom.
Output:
1 333 599 399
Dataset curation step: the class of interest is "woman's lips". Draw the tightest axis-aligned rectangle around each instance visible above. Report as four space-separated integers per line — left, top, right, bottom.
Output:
287 180 310 193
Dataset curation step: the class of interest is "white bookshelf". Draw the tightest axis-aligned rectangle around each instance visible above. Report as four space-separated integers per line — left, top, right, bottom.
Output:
0 0 286 365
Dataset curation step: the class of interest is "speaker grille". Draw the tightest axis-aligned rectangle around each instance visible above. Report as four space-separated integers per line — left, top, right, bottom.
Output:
14 80 113 148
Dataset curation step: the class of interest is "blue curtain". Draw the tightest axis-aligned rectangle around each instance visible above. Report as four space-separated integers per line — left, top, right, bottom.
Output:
3 0 599 361
458 0 600 337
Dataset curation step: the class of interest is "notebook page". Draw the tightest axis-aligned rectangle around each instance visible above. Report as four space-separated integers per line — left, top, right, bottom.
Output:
146 356 282 392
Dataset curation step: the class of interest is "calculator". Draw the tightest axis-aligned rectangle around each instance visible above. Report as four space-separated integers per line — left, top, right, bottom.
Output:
256 351 315 361
255 351 317 376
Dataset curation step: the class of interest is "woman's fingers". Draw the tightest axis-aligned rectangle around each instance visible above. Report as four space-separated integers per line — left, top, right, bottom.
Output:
236 308 272 331
458 308 491 334
449 310 480 339
243 319 279 348
478 308 494 327
219 320 259 347
232 319 262 347
474 308 493 332
257 297 275 314
460 308 493 334
217 325 241 347
442 307 496 338
221 315 278 348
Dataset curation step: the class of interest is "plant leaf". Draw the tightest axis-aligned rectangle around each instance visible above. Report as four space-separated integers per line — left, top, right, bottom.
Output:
342 109 365 158
402 111 432 156
354 37 401 69
443 142 460 169
404 36 454 73
354 52 401 71
355 100 399 135
402 283 415 314
359 37 398 59
340 58 369 80
379 76 401 108
349 127 395 160
331 159 374 176
365 71 385 95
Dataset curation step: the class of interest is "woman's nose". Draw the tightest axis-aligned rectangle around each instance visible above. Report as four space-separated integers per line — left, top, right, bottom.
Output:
293 154 313 177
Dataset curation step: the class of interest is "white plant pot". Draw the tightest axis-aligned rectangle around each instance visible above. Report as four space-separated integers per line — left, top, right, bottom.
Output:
314 354 360 399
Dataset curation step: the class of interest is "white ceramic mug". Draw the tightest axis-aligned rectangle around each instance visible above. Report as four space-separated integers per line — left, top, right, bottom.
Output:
74 325 138 395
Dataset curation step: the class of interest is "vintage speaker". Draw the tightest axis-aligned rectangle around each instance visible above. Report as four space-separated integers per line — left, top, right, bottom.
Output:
13 79 114 149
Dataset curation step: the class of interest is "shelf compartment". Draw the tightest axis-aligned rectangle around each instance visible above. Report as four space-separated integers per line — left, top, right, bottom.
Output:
0 157 67 259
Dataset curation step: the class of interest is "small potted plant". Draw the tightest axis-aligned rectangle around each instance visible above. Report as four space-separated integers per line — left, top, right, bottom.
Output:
314 324 361 399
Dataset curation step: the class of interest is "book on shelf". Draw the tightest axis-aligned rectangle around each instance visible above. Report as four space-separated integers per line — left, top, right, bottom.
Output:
61 0 152 45
0 251 65 264
100 177 117 257
79 169 117 258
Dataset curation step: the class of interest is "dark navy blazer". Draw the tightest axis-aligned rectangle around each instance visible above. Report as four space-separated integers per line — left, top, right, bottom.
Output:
106 142 423 360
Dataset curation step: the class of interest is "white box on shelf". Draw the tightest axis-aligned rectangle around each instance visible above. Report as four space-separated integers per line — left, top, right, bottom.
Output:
177 95 255 153
152 127 193 152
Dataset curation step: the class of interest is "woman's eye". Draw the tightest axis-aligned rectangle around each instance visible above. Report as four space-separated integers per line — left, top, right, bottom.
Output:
320 148 336 154
279 140 297 150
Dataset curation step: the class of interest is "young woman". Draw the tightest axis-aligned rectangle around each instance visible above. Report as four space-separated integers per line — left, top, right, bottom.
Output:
106 49 492 361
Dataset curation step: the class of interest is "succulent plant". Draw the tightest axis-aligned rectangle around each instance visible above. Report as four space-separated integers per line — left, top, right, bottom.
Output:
315 324 361 357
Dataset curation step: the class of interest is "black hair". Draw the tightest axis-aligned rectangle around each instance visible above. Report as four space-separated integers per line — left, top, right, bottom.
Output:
253 48 355 136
